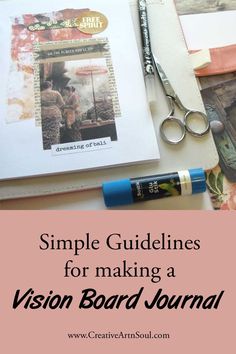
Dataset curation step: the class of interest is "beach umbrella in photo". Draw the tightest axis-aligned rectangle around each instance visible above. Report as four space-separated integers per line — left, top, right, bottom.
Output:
75 65 108 120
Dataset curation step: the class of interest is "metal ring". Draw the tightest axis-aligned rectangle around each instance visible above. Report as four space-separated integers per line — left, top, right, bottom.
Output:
160 117 186 145
184 110 210 137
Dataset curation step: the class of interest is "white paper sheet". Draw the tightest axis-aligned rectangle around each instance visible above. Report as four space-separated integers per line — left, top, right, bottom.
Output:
180 10 236 50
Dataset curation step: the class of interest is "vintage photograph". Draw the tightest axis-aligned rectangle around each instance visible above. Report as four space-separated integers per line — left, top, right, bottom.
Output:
175 0 236 15
37 40 118 150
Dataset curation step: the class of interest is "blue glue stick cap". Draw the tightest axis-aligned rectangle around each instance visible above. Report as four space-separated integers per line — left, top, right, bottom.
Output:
102 179 133 207
189 168 206 194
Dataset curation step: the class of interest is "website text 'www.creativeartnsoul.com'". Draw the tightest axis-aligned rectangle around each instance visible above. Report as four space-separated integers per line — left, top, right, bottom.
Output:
67 331 170 340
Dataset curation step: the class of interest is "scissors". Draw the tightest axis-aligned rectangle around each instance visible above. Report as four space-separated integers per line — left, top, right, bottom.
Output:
152 53 210 145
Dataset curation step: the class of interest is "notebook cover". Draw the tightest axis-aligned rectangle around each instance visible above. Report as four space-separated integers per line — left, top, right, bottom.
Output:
0 0 218 200
0 0 159 180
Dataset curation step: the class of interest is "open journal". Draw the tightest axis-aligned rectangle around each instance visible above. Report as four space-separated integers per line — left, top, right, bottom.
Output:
0 0 159 180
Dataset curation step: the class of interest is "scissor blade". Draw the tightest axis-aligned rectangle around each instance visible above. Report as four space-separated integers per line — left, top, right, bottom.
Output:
152 53 176 98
